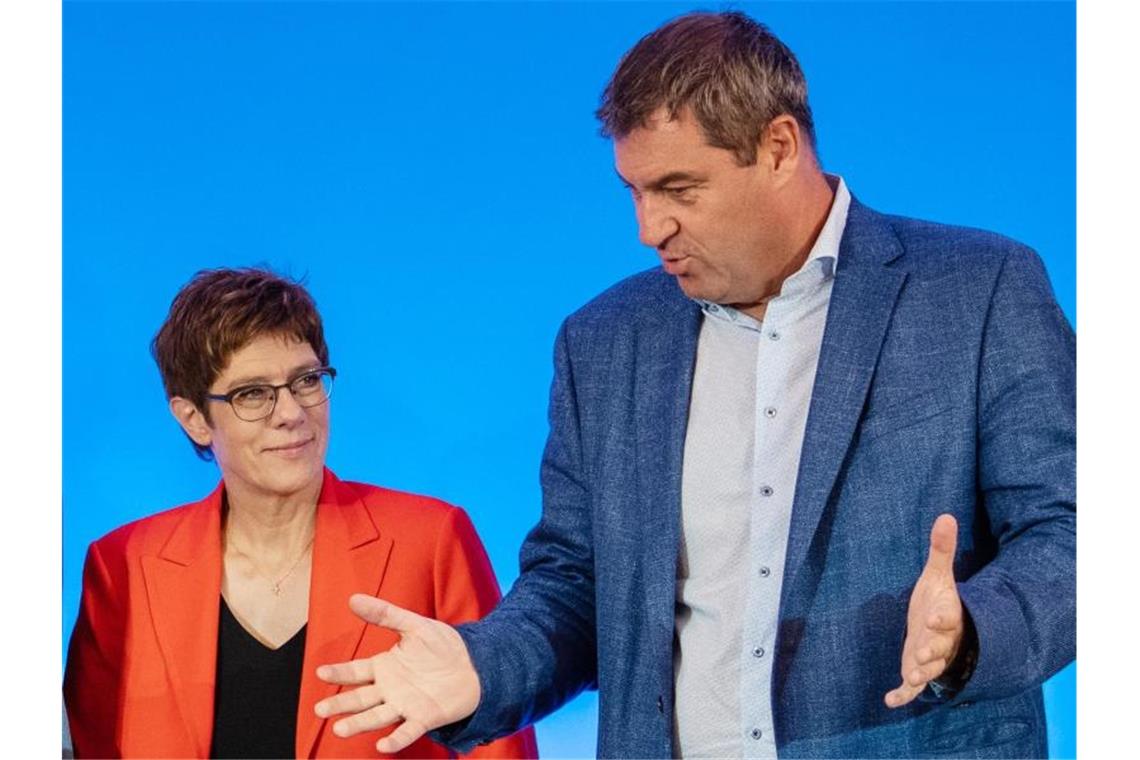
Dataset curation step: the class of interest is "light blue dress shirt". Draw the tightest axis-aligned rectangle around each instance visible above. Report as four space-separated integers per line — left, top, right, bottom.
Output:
674 176 851 758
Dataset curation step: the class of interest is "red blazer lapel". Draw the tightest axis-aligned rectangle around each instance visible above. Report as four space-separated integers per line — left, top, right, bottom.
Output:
139 483 224 758
297 469 394 759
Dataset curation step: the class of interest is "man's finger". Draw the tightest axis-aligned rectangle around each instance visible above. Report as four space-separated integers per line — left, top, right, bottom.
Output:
315 658 374 686
884 681 923 709
332 703 403 738
915 634 955 665
348 594 426 634
906 659 947 687
924 514 958 575
315 683 382 718
925 608 961 632
377 718 430 754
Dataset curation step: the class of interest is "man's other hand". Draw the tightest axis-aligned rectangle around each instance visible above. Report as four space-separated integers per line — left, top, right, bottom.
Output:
314 594 481 753
884 514 965 709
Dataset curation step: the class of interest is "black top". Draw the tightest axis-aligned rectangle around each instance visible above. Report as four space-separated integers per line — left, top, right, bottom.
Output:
210 597 307 759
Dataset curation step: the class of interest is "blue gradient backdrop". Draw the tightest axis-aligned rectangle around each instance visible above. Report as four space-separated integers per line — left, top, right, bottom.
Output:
63 2 1075 757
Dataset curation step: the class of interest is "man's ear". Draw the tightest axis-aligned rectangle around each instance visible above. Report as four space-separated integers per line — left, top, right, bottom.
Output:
169 397 213 448
758 114 803 178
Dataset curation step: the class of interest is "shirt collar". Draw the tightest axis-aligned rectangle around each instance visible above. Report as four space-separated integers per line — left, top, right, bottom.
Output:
695 174 850 318
804 173 850 275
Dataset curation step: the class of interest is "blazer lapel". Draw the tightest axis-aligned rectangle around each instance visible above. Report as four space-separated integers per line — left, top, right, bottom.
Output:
140 483 224 758
781 200 907 611
296 469 394 759
633 286 702 682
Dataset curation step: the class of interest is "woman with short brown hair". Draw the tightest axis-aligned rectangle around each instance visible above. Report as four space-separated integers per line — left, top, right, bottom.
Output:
64 267 537 759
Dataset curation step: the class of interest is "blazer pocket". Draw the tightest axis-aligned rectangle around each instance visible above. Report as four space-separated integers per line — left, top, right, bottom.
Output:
859 387 957 443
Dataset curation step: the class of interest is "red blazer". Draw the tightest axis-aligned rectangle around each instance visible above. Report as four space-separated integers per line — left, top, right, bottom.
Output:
64 469 538 759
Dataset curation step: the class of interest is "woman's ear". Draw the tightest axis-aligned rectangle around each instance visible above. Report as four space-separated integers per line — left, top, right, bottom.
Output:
169 396 213 447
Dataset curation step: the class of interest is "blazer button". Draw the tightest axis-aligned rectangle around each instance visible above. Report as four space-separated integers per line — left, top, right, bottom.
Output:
657 695 664 713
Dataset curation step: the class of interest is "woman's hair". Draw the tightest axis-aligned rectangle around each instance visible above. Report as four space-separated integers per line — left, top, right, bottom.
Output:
151 267 329 459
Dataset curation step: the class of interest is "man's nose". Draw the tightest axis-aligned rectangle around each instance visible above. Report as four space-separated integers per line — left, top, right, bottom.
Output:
636 197 680 250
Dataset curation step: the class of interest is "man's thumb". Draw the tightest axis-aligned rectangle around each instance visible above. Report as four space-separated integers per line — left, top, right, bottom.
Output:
925 513 958 575
348 594 424 634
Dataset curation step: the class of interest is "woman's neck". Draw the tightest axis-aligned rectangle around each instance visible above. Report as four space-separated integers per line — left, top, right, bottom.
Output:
221 478 320 558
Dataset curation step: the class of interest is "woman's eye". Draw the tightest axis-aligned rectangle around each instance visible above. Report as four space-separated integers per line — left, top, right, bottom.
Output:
295 372 322 389
234 387 270 403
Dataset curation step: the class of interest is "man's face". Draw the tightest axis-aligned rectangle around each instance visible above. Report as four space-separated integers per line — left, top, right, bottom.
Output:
614 109 780 307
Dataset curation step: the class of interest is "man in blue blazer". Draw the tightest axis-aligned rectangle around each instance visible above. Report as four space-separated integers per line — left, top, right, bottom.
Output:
315 11 1074 758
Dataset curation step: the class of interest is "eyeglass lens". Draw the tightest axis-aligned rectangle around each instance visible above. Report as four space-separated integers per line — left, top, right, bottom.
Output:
231 370 334 420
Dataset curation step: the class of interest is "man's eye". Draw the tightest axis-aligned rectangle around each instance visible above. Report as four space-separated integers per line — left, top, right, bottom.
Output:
233 386 271 404
665 186 694 198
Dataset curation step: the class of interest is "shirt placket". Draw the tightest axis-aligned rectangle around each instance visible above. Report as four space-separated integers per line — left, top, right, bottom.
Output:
739 298 795 760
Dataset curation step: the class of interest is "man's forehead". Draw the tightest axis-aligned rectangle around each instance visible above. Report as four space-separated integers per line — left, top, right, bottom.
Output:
618 107 694 144
613 110 726 183
639 106 687 132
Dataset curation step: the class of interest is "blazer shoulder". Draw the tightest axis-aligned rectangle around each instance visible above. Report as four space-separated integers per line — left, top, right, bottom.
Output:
881 213 1042 275
564 266 687 330
88 499 207 563
337 479 468 532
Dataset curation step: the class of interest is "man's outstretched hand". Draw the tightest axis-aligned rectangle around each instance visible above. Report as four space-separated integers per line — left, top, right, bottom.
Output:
884 514 965 709
314 594 481 753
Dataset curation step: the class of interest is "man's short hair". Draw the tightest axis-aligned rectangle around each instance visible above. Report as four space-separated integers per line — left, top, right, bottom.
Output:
151 267 329 460
596 10 816 166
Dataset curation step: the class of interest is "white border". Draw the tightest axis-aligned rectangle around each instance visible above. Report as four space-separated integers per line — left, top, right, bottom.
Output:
0 0 62 757
1077 0 1136 756
5 0 1110 757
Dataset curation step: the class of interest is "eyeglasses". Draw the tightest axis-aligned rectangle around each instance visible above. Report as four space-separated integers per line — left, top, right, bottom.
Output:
205 367 337 422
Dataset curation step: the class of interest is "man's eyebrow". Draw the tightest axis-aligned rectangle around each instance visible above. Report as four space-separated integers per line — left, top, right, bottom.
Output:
614 168 706 190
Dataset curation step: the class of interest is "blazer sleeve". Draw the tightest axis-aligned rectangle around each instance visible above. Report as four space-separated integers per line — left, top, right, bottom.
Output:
953 245 1076 703
437 321 598 752
64 539 129 759
431 507 540 759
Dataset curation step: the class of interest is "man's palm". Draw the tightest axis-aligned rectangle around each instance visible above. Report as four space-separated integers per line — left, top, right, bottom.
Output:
315 594 481 753
885 514 964 708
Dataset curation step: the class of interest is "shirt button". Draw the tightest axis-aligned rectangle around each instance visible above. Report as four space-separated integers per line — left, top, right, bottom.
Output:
759 566 771 577
752 646 765 658
708 304 719 312
768 330 780 340
750 728 763 740
759 485 774 497
764 407 777 419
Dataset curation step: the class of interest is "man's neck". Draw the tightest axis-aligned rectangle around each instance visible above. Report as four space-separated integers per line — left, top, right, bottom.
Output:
736 171 836 322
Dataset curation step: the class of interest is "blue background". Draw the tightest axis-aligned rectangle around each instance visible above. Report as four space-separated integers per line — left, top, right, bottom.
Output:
63 1 1075 757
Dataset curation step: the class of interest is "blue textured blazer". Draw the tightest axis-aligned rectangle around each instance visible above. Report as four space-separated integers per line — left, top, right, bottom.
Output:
447 199 1076 758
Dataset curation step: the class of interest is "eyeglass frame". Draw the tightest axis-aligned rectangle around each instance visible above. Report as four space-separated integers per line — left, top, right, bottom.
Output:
204 366 337 422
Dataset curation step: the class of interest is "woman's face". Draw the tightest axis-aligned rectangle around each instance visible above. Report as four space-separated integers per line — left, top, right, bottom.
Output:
176 333 330 504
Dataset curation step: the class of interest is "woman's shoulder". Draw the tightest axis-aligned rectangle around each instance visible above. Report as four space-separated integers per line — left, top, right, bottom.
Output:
88 494 217 561
330 478 488 548
336 478 466 525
